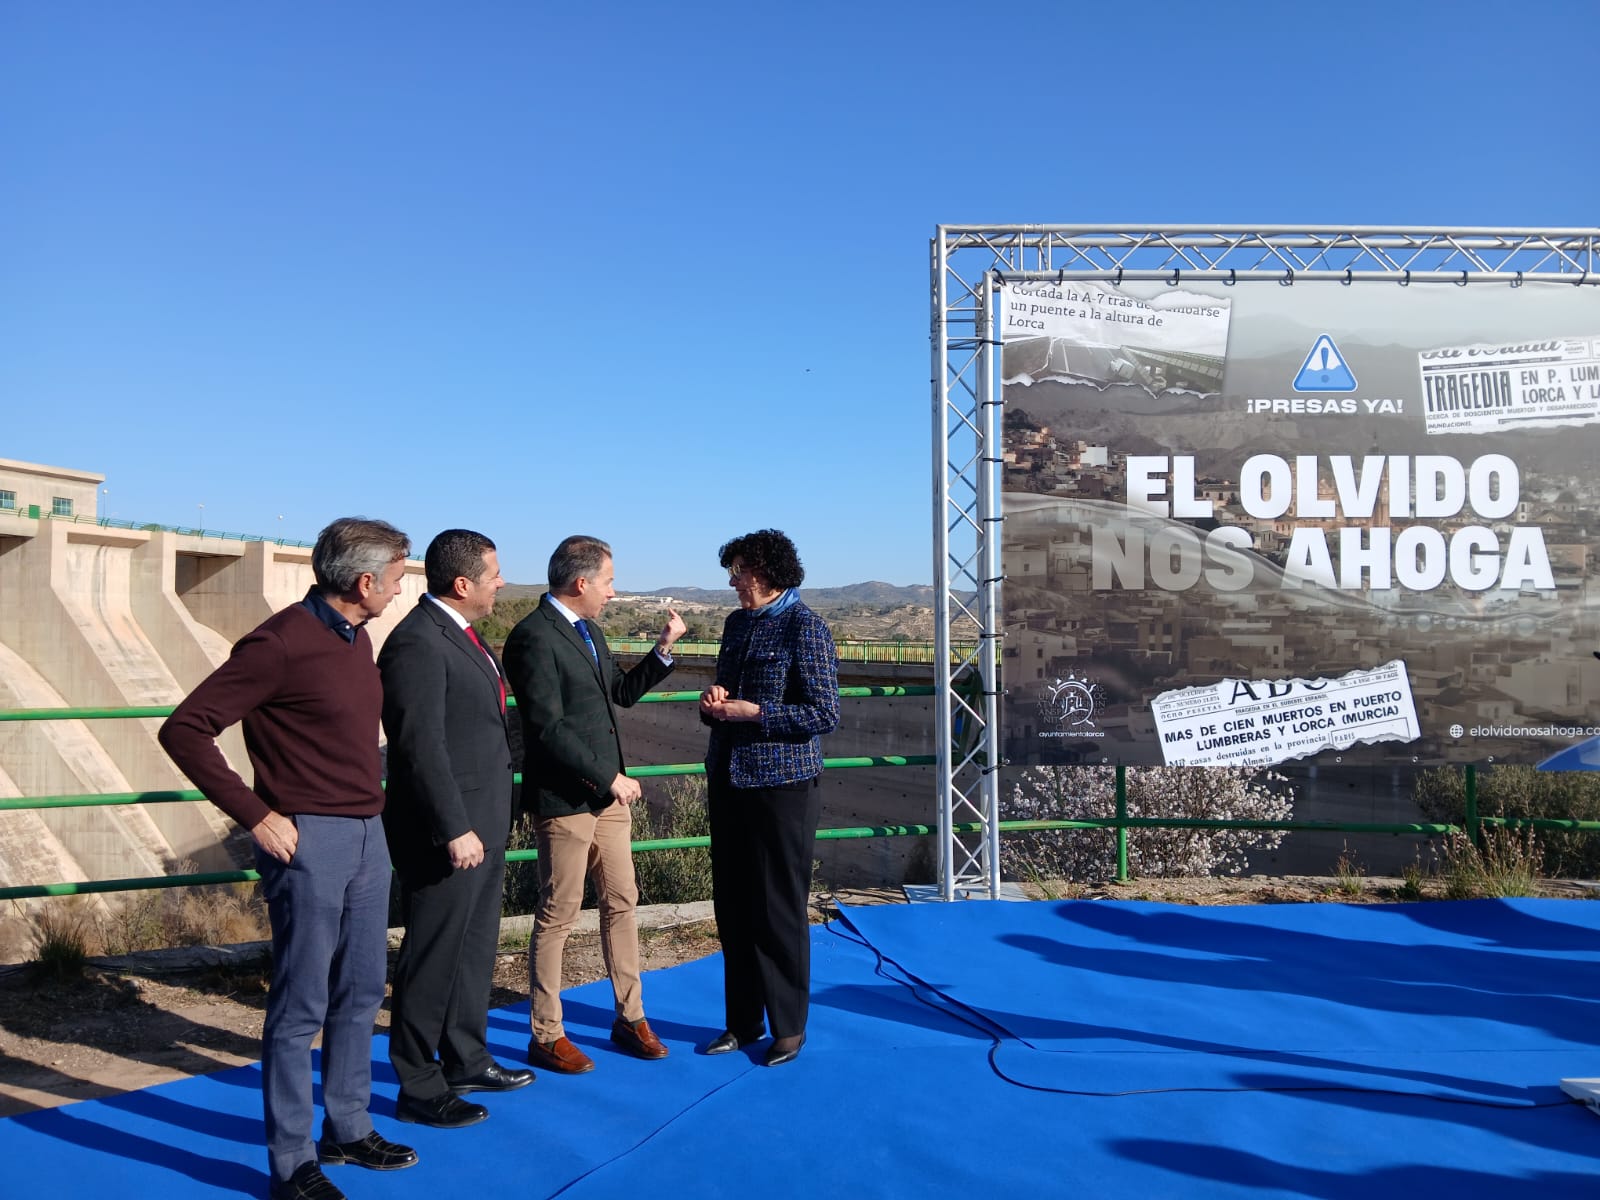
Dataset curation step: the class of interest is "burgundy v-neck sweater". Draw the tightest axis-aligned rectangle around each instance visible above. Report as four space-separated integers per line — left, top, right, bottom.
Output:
159 604 385 830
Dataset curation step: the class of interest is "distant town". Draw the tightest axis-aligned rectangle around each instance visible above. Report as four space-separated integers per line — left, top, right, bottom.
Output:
1000 406 1600 765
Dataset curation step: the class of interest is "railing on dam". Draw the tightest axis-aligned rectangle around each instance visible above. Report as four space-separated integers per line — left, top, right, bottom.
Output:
0 504 315 547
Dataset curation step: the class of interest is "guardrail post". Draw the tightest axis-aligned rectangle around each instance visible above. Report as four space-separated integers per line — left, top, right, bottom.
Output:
1465 763 1479 847
1115 764 1129 883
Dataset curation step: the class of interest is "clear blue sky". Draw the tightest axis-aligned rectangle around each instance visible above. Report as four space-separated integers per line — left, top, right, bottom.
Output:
4 1 1595 589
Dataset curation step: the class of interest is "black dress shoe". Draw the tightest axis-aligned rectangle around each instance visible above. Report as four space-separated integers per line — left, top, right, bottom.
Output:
395 1092 489 1128
271 1163 346 1200
317 1130 418 1171
764 1033 806 1068
702 1028 764 1056
447 1062 535 1094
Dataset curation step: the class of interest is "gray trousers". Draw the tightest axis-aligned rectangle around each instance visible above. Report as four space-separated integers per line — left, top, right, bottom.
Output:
256 814 391 1184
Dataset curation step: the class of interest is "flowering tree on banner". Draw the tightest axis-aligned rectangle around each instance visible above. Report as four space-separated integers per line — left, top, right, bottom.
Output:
1004 765 1294 883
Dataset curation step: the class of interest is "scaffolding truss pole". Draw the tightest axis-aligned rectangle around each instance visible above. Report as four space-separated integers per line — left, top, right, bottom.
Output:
929 224 1599 900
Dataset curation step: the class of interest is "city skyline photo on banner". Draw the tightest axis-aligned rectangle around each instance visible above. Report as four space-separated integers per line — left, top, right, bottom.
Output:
4 0 1595 589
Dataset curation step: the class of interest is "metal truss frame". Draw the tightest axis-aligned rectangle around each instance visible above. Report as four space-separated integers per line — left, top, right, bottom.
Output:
929 224 1599 900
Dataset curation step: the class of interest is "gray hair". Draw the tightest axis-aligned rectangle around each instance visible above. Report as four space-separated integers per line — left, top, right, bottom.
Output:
547 535 611 592
313 517 411 595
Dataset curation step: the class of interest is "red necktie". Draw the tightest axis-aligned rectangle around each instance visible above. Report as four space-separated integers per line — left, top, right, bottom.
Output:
465 626 506 712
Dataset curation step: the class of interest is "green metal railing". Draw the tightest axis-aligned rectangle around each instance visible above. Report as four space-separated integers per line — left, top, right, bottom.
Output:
5 697 1592 903
0 685 930 727
0 687 937 901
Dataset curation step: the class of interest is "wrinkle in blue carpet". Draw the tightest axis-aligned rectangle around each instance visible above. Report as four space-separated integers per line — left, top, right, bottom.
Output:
5 898 1600 1198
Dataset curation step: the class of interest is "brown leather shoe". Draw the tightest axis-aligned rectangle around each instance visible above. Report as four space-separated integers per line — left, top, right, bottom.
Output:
611 1017 669 1060
527 1035 595 1074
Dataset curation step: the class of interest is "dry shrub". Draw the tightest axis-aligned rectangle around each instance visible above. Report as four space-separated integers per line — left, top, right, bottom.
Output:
1441 827 1542 899
1332 843 1367 897
29 899 98 977
97 880 268 954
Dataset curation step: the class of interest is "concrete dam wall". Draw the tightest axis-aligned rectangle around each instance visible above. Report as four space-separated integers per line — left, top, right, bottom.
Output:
0 516 427 902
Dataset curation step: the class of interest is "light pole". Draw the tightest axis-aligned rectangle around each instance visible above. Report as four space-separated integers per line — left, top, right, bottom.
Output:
197 502 205 531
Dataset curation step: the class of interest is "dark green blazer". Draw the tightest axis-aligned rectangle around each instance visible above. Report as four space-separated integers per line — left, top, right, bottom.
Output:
502 595 673 818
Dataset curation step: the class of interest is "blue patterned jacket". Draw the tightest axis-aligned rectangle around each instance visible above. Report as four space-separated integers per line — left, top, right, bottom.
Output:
705 599 839 788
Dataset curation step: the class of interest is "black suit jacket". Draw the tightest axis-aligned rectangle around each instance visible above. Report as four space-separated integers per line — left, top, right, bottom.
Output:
378 596 515 871
502 595 673 818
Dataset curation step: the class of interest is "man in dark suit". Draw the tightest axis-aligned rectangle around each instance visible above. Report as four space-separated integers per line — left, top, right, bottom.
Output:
379 529 533 1129
503 534 686 1074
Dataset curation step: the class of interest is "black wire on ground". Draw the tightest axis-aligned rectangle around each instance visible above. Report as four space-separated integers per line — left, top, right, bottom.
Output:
824 911 1572 1111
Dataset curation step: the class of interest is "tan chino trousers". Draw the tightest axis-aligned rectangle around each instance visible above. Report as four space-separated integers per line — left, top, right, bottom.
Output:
527 801 644 1041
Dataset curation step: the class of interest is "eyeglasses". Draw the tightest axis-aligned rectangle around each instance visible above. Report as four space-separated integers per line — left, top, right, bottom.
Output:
727 562 749 581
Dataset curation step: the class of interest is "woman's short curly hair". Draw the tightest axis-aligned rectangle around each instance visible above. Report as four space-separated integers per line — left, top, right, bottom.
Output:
719 528 804 590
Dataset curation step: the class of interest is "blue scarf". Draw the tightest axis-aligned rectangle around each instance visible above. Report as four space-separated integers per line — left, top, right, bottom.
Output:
751 588 800 618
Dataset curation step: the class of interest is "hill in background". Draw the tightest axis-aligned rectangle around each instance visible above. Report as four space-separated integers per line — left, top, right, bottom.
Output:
481 581 935 644
637 581 934 608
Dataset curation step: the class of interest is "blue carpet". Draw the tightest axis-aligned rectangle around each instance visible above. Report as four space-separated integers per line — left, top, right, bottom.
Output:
6 899 1600 1198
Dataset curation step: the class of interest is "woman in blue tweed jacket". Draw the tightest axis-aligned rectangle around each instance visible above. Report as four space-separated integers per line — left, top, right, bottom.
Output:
698 529 839 1067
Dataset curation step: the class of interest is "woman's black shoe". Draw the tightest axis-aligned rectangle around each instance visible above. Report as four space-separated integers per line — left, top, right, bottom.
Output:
702 1028 763 1055
763 1034 805 1067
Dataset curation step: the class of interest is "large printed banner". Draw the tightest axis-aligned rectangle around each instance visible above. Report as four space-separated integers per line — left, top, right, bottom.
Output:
1001 279 1600 768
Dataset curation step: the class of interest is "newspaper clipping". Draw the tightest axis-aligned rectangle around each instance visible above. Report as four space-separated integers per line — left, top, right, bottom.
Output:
1151 661 1421 768
1420 335 1600 435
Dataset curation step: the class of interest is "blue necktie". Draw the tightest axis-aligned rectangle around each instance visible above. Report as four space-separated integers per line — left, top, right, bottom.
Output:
576 619 599 664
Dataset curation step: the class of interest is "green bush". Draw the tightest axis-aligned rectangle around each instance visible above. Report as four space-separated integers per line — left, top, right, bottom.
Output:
503 815 543 917
1414 765 1600 877
502 776 716 915
631 776 714 906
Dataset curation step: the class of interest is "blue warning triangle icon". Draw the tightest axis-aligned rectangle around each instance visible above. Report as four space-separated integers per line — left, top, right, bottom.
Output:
1292 334 1358 392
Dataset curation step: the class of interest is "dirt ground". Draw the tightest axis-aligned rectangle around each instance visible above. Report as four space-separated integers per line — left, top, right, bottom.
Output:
3 876 1593 1118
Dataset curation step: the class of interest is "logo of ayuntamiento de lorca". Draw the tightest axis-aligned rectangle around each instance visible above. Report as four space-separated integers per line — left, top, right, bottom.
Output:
1037 674 1105 738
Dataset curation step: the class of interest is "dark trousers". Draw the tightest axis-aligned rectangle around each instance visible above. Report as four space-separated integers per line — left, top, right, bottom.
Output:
707 774 823 1039
255 815 391 1185
389 847 507 1099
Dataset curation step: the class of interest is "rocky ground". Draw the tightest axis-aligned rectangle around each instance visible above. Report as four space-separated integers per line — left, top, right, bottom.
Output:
3 876 1594 1118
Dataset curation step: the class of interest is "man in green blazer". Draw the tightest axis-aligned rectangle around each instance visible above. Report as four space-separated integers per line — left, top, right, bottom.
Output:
502 535 686 1074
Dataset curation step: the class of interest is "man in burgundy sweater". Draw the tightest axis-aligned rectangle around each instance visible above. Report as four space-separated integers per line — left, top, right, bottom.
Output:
160 517 416 1200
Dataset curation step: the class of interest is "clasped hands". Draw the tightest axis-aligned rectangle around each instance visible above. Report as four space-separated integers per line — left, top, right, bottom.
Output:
700 685 760 723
